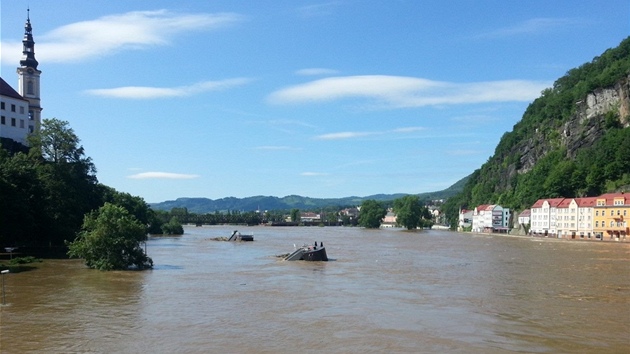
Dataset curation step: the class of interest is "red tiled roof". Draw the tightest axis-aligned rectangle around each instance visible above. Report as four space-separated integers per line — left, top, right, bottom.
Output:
596 193 628 206
531 198 566 208
576 197 598 207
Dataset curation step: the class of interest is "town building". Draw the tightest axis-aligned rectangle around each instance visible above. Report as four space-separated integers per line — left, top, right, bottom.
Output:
517 209 530 226
458 209 473 231
0 10 42 148
472 204 510 233
300 212 321 223
530 198 564 236
381 209 397 228
555 197 597 240
593 193 629 241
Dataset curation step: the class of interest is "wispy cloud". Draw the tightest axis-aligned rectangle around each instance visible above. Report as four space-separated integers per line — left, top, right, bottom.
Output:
315 131 376 140
127 172 200 179
295 68 340 76
268 75 550 108
474 17 581 39
314 126 425 140
301 172 330 176
297 2 341 17
1 10 244 64
84 78 252 99
254 146 298 151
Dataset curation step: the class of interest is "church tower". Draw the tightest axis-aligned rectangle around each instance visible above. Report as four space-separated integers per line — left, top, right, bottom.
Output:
16 8 42 134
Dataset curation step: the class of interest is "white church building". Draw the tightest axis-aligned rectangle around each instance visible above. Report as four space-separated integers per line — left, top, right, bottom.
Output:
0 10 42 149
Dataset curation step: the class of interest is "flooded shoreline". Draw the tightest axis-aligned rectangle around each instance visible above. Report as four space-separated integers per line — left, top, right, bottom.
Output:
1 226 628 353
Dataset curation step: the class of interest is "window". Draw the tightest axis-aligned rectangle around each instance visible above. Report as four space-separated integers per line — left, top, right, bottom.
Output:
0 102 4 110
1 116 5 125
11 104 16 112
596 210 599 216
28 111 33 120
11 118 16 126
611 210 614 216
595 221 599 227
20 106 25 114
20 119 24 128
610 221 614 227
27 81 34 95
29 125 34 133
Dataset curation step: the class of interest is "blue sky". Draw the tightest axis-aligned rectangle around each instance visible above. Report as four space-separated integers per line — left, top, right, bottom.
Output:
1 1 628 203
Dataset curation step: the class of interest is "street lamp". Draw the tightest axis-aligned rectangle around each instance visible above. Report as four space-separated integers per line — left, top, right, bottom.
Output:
1 269 8 305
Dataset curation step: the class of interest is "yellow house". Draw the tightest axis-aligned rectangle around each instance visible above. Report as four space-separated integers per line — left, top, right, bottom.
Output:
593 193 629 241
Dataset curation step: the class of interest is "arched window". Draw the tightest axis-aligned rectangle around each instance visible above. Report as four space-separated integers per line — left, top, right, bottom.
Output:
27 81 34 95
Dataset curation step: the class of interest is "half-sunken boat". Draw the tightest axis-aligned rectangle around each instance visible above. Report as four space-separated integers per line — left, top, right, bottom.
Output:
284 242 328 261
228 230 254 242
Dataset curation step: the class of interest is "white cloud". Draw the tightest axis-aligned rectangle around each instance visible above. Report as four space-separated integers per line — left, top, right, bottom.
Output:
295 68 340 76
268 75 550 108
297 2 341 17
391 127 425 133
1 10 244 64
301 172 330 176
84 78 252 99
474 18 581 39
127 172 200 179
314 131 376 140
254 146 296 151
314 126 426 140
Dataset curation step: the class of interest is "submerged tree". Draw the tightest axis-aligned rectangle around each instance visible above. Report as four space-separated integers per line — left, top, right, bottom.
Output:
393 195 423 230
68 203 152 270
358 200 387 229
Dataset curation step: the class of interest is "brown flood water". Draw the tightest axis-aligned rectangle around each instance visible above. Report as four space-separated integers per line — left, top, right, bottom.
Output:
0 226 628 353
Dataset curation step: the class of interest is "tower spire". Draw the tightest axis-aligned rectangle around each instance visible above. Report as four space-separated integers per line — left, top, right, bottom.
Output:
20 7 39 69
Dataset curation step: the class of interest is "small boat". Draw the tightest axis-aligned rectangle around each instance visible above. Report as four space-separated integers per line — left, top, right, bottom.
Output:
284 242 328 261
228 230 254 242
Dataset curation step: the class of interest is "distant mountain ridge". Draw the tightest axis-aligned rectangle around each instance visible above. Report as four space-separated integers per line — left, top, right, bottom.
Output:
150 175 469 213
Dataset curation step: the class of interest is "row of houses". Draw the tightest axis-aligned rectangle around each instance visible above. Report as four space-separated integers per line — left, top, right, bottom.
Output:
458 205 511 233
459 192 629 242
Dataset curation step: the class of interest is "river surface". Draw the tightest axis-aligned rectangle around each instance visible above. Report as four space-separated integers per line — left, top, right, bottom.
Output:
0 226 628 353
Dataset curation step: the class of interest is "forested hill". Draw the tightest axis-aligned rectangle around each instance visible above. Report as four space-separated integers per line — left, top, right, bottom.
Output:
149 175 469 213
443 37 630 225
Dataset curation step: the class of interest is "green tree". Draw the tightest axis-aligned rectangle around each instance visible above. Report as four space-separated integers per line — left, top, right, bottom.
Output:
161 216 184 235
28 118 101 247
290 208 300 223
393 195 423 230
68 203 152 270
0 149 42 246
358 200 386 229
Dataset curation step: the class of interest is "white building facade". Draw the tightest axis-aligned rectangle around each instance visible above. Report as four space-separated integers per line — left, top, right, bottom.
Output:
0 11 41 147
472 205 511 233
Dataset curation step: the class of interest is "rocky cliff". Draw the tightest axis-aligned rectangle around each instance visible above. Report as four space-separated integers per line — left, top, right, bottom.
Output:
517 75 629 174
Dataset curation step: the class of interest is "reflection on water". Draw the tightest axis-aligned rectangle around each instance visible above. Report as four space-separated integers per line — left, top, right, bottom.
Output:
1 226 628 353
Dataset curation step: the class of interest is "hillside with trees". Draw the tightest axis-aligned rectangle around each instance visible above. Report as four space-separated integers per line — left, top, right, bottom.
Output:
442 37 630 227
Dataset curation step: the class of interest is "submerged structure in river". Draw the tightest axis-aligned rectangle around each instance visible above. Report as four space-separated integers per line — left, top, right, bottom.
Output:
284 242 328 261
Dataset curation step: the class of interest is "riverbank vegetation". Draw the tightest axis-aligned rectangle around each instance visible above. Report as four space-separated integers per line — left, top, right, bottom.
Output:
0 118 167 268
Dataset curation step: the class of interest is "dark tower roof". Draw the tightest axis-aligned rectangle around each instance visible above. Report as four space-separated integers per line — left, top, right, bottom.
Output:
20 8 39 69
